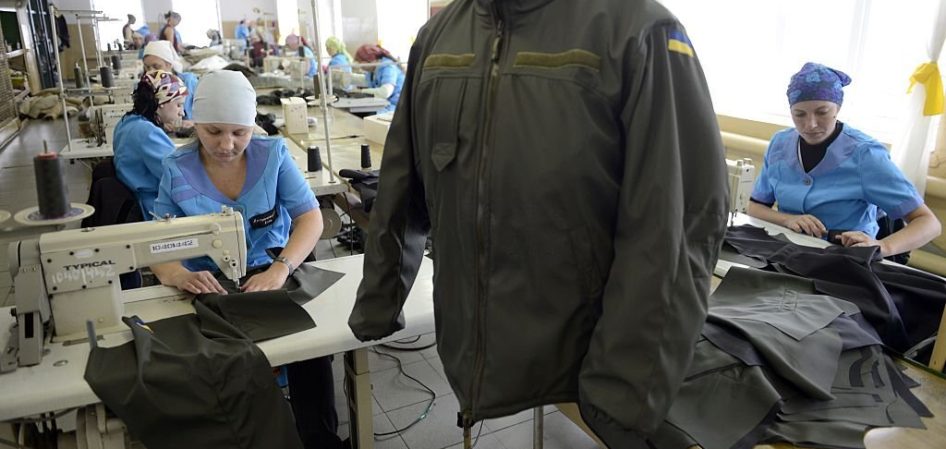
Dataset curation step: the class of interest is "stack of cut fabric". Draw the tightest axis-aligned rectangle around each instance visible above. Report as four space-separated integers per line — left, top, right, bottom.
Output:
648 266 932 449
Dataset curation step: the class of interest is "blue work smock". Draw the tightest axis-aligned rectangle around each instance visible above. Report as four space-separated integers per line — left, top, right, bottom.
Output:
751 125 923 237
366 57 405 112
329 53 352 72
178 71 199 120
154 136 317 272
113 114 177 218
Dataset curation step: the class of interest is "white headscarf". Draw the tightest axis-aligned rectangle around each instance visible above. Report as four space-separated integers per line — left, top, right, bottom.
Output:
192 71 257 127
142 41 183 73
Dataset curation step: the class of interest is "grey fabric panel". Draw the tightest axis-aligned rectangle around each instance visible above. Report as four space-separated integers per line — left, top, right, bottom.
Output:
710 311 842 399
710 267 845 341
764 419 870 449
662 346 782 449
84 301 304 449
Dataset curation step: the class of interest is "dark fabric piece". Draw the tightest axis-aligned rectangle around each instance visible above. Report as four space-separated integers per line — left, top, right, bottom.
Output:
82 159 144 290
662 268 930 449
197 289 315 342
724 225 946 353
214 262 345 307
55 15 69 51
800 121 844 173
84 302 304 449
337 169 379 212
287 357 344 449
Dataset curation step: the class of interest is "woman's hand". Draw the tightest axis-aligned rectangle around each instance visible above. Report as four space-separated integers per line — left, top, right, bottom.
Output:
837 231 890 256
241 263 291 292
166 270 228 295
783 214 827 238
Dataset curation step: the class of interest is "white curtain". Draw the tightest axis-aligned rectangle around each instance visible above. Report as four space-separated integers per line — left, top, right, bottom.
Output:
891 0 946 196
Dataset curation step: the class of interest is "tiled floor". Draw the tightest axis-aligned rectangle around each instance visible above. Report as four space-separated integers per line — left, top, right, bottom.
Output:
0 118 603 449
333 338 601 449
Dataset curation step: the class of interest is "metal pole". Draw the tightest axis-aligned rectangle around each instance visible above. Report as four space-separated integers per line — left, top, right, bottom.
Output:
74 14 94 107
533 406 544 449
310 0 337 183
49 7 73 153
90 16 103 69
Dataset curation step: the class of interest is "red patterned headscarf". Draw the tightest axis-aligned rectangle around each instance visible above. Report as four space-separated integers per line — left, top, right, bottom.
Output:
355 44 395 63
141 69 188 105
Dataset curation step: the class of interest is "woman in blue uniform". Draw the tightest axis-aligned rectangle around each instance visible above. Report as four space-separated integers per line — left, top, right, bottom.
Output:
325 37 353 91
285 34 316 78
748 62 941 258
354 44 405 113
142 41 199 124
151 71 342 449
113 70 187 218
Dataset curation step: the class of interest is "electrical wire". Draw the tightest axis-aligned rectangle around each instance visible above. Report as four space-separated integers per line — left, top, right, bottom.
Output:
380 335 437 352
361 348 437 438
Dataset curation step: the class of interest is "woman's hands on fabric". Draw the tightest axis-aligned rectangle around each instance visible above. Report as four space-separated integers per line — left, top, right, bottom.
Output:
167 270 228 295
783 214 827 238
241 263 290 292
837 231 889 256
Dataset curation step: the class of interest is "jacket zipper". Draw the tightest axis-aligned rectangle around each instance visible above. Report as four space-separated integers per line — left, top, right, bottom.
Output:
466 5 505 428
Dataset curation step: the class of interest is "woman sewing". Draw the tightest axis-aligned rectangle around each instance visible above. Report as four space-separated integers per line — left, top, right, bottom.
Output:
113 69 187 218
748 62 941 259
150 70 343 449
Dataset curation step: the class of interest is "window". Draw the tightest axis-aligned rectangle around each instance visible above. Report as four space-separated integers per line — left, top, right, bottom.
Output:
92 0 144 50
171 0 222 47
660 0 938 143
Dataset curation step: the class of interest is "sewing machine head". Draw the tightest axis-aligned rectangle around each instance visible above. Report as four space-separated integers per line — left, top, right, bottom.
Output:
3 207 246 371
727 158 756 224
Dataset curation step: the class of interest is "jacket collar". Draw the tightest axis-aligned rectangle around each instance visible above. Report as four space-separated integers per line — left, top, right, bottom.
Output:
474 0 557 23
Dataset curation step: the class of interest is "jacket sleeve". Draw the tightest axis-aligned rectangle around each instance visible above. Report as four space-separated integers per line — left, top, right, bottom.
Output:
348 40 431 341
578 22 729 437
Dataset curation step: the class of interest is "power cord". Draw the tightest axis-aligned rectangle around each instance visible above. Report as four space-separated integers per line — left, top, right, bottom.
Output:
380 335 437 352
358 348 436 438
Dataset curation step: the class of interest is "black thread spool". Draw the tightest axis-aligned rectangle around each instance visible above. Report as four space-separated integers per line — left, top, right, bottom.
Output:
298 46 306 58
106 43 112 52
99 66 114 88
307 146 322 172
360 144 371 169
74 64 85 88
34 152 69 219
111 54 121 71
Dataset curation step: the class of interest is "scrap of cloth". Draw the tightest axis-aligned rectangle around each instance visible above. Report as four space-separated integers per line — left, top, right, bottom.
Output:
722 224 946 354
84 301 304 449
645 267 930 449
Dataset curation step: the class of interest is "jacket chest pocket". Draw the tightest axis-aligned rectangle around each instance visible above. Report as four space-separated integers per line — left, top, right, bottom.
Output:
416 55 481 174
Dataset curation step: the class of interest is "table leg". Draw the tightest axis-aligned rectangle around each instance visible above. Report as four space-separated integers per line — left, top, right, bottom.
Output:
345 348 373 449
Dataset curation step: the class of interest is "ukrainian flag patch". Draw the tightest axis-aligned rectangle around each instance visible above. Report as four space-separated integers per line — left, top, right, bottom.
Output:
668 30 694 57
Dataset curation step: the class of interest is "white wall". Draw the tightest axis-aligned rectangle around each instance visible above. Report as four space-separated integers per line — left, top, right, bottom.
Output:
141 0 172 27
54 0 94 11
220 0 278 22
340 0 377 52
377 0 426 60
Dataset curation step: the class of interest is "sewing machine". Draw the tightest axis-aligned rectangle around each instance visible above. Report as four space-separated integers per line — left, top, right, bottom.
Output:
727 158 755 223
2 208 247 372
263 56 308 81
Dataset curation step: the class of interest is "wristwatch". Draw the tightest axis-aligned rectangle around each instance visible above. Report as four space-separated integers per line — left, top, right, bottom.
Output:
273 255 295 273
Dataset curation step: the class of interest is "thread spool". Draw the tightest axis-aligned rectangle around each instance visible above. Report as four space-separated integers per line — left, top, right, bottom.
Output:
360 144 372 169
99 66 114 88
298 46 306 58
34 152 69 219
111 54 121 71
107 43 112 52
307 146 322 172
74 64 85 89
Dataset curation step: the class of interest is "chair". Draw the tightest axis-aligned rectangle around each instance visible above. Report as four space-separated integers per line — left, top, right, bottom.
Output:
82 158 144 289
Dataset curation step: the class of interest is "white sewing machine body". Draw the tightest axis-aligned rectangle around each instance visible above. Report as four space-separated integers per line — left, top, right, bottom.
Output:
727 158 756 219
4 209 247 372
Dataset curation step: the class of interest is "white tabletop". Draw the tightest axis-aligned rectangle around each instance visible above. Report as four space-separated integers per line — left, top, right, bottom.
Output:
0 254 434 421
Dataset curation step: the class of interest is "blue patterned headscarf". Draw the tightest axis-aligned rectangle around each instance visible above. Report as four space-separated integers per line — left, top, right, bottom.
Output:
786 62 851 106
